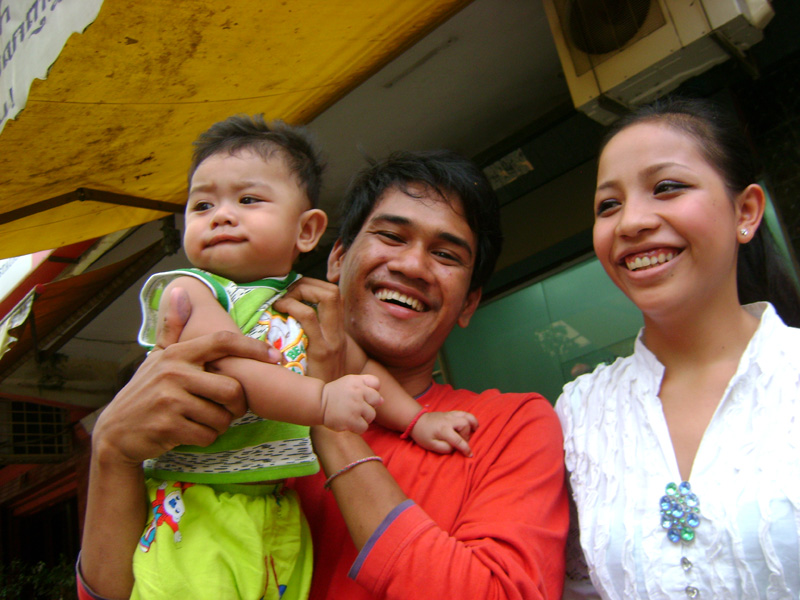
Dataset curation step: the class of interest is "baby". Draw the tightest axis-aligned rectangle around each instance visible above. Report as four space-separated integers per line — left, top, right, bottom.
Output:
131 114 477 599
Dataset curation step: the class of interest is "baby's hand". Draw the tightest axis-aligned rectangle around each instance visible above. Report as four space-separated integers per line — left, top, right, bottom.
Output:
321 374 382 434
411 411 478 457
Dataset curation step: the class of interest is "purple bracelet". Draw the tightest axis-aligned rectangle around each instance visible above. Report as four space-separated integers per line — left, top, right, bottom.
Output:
323 456 383 490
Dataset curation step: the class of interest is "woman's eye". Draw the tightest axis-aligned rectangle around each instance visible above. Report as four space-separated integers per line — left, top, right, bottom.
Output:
654 181 686 195
595 198 620 216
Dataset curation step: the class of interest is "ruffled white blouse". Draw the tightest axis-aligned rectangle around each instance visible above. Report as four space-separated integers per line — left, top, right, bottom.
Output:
556 303 800 599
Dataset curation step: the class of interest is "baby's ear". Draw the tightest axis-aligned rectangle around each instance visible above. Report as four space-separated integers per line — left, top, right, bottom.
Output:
296 208 328 253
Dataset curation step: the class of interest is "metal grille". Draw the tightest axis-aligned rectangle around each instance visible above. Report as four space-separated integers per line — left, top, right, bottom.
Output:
553 0 666 76
0 400 72 463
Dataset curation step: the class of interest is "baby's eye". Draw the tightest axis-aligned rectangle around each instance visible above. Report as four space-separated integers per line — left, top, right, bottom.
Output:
191 201 212 212
595 198 620 217
240 196 263 205
654 180 687 195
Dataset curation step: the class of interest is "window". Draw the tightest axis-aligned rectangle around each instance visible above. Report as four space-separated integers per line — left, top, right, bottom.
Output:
441 256 642 403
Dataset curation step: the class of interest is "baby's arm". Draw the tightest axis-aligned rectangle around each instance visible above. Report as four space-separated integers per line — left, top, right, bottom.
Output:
162 278 381 433
347 337 477 456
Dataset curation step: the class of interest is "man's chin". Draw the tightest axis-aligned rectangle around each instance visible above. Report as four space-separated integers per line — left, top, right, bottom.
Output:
358 335 430 367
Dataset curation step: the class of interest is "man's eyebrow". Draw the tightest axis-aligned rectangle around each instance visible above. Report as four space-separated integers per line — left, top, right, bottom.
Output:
370 213 473 257
370 213 410 227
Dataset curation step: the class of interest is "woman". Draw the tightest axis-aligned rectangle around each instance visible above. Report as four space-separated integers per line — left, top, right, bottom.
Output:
557 97 800 599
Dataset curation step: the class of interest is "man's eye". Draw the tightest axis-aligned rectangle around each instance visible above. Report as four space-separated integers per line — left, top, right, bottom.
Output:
433 250 461 264
377 231 403 243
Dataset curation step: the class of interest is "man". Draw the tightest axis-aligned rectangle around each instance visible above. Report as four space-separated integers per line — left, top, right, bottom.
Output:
78 150 567 599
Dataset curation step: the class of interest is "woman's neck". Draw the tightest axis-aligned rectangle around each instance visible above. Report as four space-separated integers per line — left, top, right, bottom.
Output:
641 295 760 371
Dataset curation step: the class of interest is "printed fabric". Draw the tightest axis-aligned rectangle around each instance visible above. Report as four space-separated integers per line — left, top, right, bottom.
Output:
138 268 319 484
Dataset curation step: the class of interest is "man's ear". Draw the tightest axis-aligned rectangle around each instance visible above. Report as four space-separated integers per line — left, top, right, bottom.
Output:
327 238 346 283
457 288 482 328
736 183 765 244
296 209 328 253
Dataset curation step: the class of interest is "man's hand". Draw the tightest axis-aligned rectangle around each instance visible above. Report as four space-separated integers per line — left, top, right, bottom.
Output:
274 277 347 382
320 374 383 433
92 287 280 467
411 411 479 457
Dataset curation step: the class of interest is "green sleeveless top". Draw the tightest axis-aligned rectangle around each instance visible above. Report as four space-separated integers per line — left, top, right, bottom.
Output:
137 268 319 483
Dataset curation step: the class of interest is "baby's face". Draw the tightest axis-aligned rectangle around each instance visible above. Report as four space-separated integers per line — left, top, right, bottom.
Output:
183 149 311 282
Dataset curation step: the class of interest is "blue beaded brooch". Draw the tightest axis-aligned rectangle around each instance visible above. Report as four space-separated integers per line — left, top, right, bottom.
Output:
659 481 701 543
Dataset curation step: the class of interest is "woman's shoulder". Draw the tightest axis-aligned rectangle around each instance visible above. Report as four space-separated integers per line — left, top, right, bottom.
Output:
556 355 636 415
749 302 800 370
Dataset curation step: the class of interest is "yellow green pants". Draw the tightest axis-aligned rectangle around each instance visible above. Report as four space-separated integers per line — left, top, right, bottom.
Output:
132 479 312 600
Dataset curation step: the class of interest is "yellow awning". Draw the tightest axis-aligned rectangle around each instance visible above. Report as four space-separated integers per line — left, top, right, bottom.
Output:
0 0 471 259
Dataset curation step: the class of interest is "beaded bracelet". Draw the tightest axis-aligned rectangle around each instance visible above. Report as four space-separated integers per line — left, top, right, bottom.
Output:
323 456 383 490
400 406 429 440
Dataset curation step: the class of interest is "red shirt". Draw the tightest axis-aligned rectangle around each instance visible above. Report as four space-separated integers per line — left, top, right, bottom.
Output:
77 383 567 600
292 383 568 600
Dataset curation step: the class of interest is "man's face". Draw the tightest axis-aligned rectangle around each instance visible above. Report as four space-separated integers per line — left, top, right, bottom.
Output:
328 185 481 372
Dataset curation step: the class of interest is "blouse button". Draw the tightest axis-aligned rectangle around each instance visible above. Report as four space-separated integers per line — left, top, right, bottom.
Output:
685 585 700 598
681 557 693 572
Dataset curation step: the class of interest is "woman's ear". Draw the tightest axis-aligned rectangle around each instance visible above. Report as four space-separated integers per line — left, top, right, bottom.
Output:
296 209 328 253
736 184 766 244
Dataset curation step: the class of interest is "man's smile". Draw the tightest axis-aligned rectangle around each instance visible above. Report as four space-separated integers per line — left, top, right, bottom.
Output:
374 287 427 312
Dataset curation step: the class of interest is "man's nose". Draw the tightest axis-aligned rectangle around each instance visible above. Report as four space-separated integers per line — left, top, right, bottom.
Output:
387 242 433 282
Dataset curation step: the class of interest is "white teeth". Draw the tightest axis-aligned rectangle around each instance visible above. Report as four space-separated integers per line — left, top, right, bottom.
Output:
626 251 677 271
375 289 424 312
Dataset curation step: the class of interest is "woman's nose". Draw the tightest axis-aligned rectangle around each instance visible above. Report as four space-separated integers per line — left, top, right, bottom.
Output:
615 198 659 238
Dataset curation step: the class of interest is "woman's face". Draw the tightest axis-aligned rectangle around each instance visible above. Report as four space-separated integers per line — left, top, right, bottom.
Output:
592 121 743 320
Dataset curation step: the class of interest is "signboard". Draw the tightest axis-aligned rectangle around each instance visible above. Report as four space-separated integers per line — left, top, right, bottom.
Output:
0 0 103 133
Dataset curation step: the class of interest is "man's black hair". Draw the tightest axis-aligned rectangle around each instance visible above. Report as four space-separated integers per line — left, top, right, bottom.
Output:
338 149 503 291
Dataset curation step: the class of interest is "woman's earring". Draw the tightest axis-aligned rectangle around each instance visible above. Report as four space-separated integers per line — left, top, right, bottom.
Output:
740 228 749 237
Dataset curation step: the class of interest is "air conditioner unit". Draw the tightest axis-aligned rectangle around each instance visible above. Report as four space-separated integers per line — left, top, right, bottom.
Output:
542 0 774 125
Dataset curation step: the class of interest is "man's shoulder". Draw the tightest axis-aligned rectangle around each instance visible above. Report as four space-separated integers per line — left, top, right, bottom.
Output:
426 383 558 432
427 382 549 407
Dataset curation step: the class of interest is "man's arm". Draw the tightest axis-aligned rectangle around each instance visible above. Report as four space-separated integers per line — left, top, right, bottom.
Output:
277 280 476 454
351 399 568 599
79 288 276 599
278 278 568 599
274 278 411 547
165 277 380 432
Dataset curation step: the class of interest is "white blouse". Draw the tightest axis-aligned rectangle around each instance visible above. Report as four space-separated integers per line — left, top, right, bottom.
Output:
556 303 800 599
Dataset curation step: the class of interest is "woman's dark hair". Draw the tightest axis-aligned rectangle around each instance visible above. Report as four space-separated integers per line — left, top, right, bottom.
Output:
189 114 325 207
337 149 504 292
600 96 800 326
